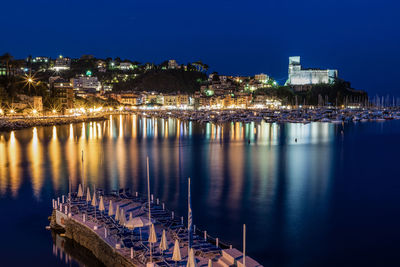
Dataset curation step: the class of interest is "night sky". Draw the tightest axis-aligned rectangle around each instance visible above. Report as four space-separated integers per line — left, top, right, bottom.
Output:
1 0 399 95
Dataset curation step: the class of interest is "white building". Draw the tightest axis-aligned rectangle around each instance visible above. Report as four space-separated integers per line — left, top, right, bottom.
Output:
286 56 338 91
71 75 101 96
119 62 134 70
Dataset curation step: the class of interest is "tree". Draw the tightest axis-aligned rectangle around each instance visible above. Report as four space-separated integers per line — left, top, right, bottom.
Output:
0 53 15 96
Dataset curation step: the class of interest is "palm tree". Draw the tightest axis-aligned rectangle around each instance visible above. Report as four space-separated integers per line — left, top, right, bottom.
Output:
0 53 14 94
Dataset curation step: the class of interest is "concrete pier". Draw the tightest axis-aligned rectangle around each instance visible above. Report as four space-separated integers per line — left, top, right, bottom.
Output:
49 190 263 267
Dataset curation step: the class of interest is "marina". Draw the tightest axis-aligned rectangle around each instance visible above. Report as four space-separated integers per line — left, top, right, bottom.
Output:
127 107 400 124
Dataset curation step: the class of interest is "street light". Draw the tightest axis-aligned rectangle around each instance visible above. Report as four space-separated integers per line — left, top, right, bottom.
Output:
0 109 3 115
32 109 38 115
52 109 57 114
10 109 15 114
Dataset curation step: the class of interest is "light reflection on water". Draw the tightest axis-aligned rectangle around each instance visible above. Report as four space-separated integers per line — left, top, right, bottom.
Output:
0 115 337 266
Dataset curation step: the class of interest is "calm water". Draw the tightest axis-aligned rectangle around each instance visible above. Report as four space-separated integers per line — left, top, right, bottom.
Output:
1 115 400 267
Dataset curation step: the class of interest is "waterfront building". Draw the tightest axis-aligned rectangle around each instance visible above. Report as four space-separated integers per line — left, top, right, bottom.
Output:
223 94 234 108
286 56 338 91
52 78 74 110
13 94 43 112
32 96 43 111
210 96 223 108
177 94 190 107
164 94 178 106
120 93 139 106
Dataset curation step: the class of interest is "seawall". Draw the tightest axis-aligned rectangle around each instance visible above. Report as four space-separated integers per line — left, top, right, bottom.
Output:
49 210 137 267
0 115 108 131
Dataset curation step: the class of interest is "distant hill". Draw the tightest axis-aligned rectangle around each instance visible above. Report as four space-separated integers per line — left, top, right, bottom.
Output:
114 69 207 94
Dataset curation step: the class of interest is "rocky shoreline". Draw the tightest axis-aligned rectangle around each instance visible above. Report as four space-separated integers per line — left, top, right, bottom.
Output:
0 115 108 132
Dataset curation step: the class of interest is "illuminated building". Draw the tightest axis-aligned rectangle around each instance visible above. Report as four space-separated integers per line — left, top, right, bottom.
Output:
286 56 338 91
118 62 135 70
71 74 101 97
177 94 190 107
164 94 178 106
30 56 49 72
0 65 6 76
52 78 74 110
168 59 179 69
254 73 269 84
51 55 71 71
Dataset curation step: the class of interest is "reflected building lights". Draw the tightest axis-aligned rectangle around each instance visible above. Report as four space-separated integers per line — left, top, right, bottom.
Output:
0 115 336 205
30 127 43 199
49 126 61 191
0 135 6 195
9 131 20 197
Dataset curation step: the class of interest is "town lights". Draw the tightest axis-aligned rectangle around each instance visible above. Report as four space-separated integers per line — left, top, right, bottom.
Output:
52 109 56 114
32 109 38 115
118 106 123 111
10 109 15 114
0 109 3 115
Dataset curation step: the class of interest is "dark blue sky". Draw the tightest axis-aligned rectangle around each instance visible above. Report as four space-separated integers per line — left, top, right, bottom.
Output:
1 0 399 95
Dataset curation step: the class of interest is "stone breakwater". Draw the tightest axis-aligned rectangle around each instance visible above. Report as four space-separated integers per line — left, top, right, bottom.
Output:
0 115 108 131
49 210 136 267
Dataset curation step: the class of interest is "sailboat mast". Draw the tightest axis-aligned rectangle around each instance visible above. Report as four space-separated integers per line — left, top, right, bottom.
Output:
243 224 246 267
81 150 84 193
147 156 152 263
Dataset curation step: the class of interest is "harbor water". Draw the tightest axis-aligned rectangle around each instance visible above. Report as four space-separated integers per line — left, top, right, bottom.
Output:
0 114 400 266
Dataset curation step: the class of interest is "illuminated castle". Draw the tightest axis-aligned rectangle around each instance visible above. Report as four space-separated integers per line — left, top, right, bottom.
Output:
286 56 338 91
